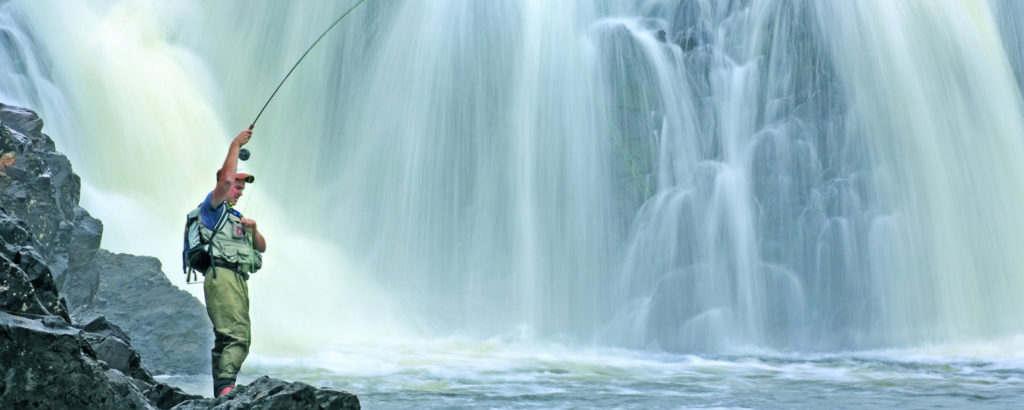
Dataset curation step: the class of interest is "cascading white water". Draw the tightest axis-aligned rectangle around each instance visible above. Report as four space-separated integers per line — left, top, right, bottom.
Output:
817 0 1024 345
4 0 1024 361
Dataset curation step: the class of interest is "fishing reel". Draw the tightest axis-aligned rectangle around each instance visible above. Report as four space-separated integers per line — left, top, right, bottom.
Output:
239 123 253 161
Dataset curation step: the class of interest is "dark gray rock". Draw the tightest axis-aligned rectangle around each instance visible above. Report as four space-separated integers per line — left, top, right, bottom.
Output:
0 208 69 321
0 310 156 409
76 315 159 385
78 314 133 342
84 332 144 377
68 205 103 270
2 205 198 410
172 376 360 410
0 103 80 279
145 382 205 410
1 101 210 375
0 206 34 247
0 310 200 410
64 249 212 375
0 251 57 317
0 102 44 137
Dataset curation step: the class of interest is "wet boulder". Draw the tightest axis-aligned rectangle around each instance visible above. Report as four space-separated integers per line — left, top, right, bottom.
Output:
0 310 157 409
172 376 360 410
63 249 212 375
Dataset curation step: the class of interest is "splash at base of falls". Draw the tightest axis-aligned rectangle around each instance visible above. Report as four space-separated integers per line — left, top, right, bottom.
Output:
159 337 1024 409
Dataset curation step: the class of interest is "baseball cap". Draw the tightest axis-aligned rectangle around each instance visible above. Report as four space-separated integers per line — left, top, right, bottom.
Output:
216 166 255 183
234 166 255 183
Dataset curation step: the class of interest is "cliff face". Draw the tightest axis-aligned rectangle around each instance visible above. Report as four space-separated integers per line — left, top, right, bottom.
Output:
1 102 200 408
0 102 211 374
0 103 82 291
0 208 67 321
0 102 361 409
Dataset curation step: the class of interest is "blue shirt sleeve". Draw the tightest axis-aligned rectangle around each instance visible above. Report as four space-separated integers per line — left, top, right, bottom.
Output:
200 192 226 229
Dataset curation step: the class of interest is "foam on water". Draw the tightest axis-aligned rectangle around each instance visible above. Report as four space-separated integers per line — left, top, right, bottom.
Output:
206 339 1024 408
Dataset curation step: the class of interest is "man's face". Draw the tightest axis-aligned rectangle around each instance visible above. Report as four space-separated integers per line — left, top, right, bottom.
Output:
229 181 246 205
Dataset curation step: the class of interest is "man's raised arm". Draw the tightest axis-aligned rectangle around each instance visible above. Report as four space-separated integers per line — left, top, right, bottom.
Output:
210 129 252 205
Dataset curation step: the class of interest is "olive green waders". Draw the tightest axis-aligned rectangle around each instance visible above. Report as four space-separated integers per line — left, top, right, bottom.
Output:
204 266 250 393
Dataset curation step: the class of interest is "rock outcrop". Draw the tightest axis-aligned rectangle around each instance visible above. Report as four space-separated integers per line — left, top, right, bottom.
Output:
1 102 211 374
0 209 68 321
0 102 82 281
1 109 202 408
0 311 168 410
62 249 212 374
1 205 199 409
172 376 361 410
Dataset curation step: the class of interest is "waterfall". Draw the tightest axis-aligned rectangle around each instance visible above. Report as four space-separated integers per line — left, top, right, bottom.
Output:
816 0 1024 345
3 0 1024 355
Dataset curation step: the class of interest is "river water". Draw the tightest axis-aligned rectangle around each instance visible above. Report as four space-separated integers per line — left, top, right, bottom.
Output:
155 338 1024 409
4 1 1024 408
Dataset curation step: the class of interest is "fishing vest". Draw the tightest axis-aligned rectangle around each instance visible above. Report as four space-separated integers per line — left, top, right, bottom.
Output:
200 206 263 277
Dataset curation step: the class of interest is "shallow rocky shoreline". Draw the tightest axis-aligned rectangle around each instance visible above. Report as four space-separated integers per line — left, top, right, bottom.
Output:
1 102 360 409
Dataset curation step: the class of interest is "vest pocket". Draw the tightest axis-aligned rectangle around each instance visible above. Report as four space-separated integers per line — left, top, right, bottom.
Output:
250 250 263 272
214 240 262 274
215 244 242 262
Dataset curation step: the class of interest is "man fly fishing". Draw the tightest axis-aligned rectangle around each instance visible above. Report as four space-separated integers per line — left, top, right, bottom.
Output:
201 128 266 397
184 0 366 398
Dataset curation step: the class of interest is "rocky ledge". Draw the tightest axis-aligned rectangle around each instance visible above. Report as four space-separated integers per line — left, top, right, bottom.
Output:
0 102 360 409
0 102 211 374
172 376 360 410
0 309 197 409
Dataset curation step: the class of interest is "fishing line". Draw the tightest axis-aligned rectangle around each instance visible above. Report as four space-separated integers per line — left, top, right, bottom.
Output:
248 0 368 130
237 0 368 215
191 3 368 285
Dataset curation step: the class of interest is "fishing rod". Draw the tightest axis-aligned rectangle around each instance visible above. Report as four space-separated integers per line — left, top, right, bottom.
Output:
239 0 368 161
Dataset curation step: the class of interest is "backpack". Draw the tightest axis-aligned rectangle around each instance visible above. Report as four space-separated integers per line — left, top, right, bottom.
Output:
181 203 229 283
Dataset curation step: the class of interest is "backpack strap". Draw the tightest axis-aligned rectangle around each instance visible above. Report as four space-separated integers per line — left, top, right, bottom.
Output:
210 203 231 237
204 202 232 279
184 201 232 284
